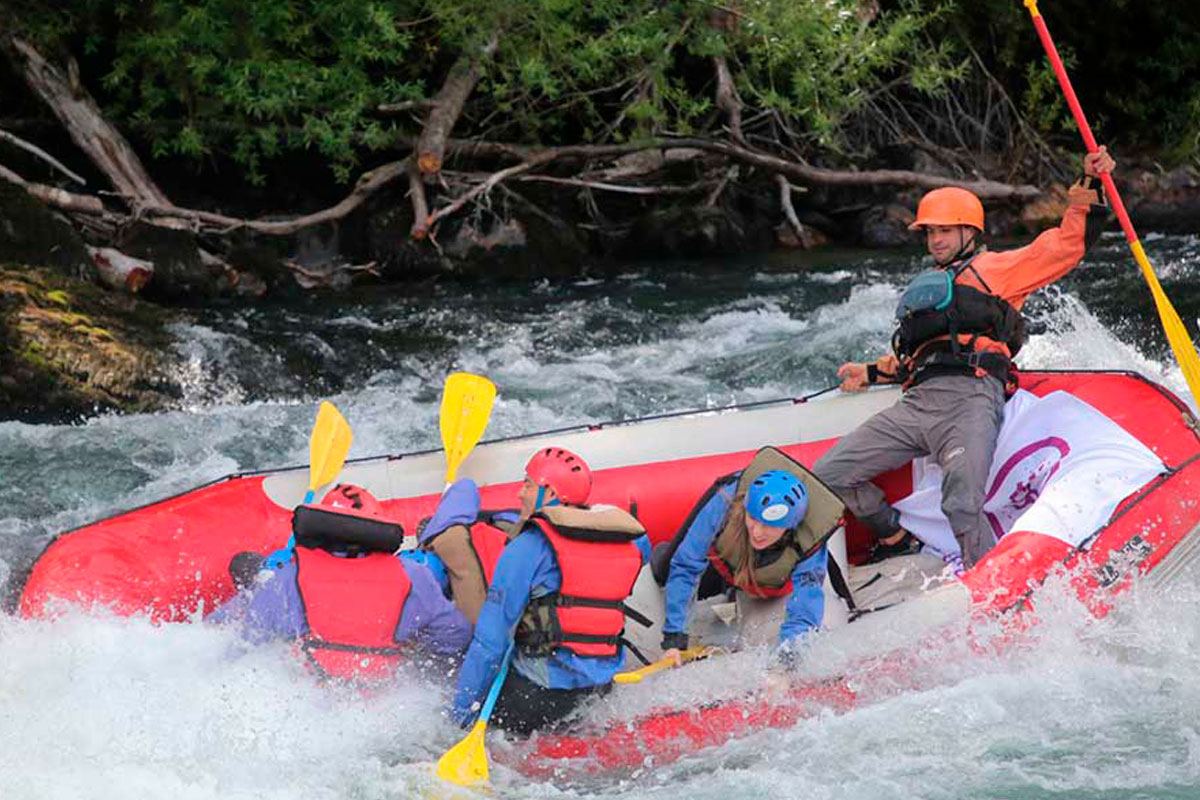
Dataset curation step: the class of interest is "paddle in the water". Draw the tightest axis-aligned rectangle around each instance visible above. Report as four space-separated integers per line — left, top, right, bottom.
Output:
441 372 497 484
1023 0 1200 408
263 400 353 569
436 643 514 786
613 646 718 684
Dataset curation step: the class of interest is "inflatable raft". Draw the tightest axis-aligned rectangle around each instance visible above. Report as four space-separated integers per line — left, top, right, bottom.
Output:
16 370 1200 774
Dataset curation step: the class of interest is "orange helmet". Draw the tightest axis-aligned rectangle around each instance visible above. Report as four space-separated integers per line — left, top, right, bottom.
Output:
908 187 984 232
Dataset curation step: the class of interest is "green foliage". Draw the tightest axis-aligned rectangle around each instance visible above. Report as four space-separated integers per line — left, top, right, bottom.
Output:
940 0 1200 163
27 0 1177 185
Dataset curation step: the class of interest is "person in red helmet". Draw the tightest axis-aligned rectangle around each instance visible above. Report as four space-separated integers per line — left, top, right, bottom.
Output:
210 484 471 684
446 447 652 736
814 147 1116 570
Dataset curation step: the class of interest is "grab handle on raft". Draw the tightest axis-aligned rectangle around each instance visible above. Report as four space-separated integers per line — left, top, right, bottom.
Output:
1023 0 1200 408
614 646 718 684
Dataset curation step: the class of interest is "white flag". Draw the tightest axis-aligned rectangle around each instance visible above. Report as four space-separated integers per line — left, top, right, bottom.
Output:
894 389 1165 562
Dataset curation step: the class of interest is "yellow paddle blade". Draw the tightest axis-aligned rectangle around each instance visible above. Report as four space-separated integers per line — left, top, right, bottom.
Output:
309 401 353 492
613 646 717 684
435 719 490 787
1131 240 1200 408
440 373 497 484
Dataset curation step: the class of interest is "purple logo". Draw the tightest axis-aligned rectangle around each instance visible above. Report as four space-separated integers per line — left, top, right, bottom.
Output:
983 436 1070 541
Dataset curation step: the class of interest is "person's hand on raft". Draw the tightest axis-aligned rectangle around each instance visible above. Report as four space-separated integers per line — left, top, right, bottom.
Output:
662 648 683 667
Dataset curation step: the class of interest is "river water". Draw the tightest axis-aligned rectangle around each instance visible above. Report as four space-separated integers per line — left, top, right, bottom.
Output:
2 233 1199 799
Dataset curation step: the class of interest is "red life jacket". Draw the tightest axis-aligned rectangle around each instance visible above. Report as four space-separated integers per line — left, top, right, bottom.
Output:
294 547 411 682
518 505 647 659
465 515 510 585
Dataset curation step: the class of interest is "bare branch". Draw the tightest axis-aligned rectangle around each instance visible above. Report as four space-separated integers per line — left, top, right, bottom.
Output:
0 127 86 184
776 173 815 249
0 162 106 213
436 136 1042 199
516 174 709 196
705 166 738 207
376 99 436 116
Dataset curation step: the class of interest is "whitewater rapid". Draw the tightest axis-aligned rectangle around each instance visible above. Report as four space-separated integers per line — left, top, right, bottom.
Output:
2 235 1199 799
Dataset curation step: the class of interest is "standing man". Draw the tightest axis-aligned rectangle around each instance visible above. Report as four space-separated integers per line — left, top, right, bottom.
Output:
814 147 1116 569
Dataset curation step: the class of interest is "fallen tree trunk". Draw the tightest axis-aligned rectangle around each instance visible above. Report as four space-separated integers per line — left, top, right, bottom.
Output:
415 32 500 180
3 36 171 209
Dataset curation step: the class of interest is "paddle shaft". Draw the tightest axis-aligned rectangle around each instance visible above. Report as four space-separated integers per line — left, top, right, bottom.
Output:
1023 0 1200 405
478 642 515 723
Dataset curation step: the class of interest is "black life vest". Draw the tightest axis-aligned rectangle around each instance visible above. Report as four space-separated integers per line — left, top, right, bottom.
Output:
290 504 410 683
515 505 650 659
892 256 1026 387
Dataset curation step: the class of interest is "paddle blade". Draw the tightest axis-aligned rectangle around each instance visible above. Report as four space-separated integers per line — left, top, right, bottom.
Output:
435 720 490 786
1132 241 1200 407
309 401 353 493
440 373 497 483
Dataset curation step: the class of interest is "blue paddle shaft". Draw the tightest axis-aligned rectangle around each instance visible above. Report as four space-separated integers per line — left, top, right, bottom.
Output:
478 642 515 724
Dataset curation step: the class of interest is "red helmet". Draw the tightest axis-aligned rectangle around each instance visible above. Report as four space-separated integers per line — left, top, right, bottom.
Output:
525 447 592 506
320 484 383 516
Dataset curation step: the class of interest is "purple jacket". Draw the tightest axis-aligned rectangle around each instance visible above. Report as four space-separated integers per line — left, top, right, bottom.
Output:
210 554 472 657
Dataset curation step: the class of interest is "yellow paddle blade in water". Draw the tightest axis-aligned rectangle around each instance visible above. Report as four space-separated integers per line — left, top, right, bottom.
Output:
440 373 497 484
309 401 353 492
435 719 490 787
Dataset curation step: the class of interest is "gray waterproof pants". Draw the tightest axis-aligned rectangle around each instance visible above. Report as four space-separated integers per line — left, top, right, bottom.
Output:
812 374 1006 566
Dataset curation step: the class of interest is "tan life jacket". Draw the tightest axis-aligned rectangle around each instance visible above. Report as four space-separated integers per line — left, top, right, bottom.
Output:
708 447 846 598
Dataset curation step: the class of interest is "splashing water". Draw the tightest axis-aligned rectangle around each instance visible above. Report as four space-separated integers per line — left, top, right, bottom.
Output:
3 238 1200 799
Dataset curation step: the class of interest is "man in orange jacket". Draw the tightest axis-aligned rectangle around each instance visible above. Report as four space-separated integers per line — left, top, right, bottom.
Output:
813 147 1116 569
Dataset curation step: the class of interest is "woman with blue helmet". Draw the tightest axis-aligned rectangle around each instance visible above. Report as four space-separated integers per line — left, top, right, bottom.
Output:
649 447 846 667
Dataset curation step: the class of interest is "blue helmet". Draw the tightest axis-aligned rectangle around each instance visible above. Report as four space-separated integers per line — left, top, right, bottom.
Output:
744 470 808 529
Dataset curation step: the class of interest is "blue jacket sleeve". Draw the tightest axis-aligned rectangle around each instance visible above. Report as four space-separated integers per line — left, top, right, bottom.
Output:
449 532 547 726
777 546 828 649
420 479 482 546
663 484 734 635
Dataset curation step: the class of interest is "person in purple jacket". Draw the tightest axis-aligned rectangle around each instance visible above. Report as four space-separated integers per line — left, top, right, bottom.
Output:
210 484 472 683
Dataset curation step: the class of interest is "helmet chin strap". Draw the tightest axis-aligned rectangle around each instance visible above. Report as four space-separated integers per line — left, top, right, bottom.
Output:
938 227 978 268
533 485 561 511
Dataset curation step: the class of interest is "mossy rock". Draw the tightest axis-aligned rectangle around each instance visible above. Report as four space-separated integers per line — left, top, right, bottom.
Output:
0 265 182 422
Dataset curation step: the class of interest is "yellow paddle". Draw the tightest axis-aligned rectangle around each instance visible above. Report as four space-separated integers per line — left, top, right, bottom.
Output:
614 646 718 684
306 400 353 503
440 372 497 484
264 401 353 569
1023 0 1200 408
436 642 514 786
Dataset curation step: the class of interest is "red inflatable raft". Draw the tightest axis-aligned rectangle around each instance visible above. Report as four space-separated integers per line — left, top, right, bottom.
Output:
16 370 1200 775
